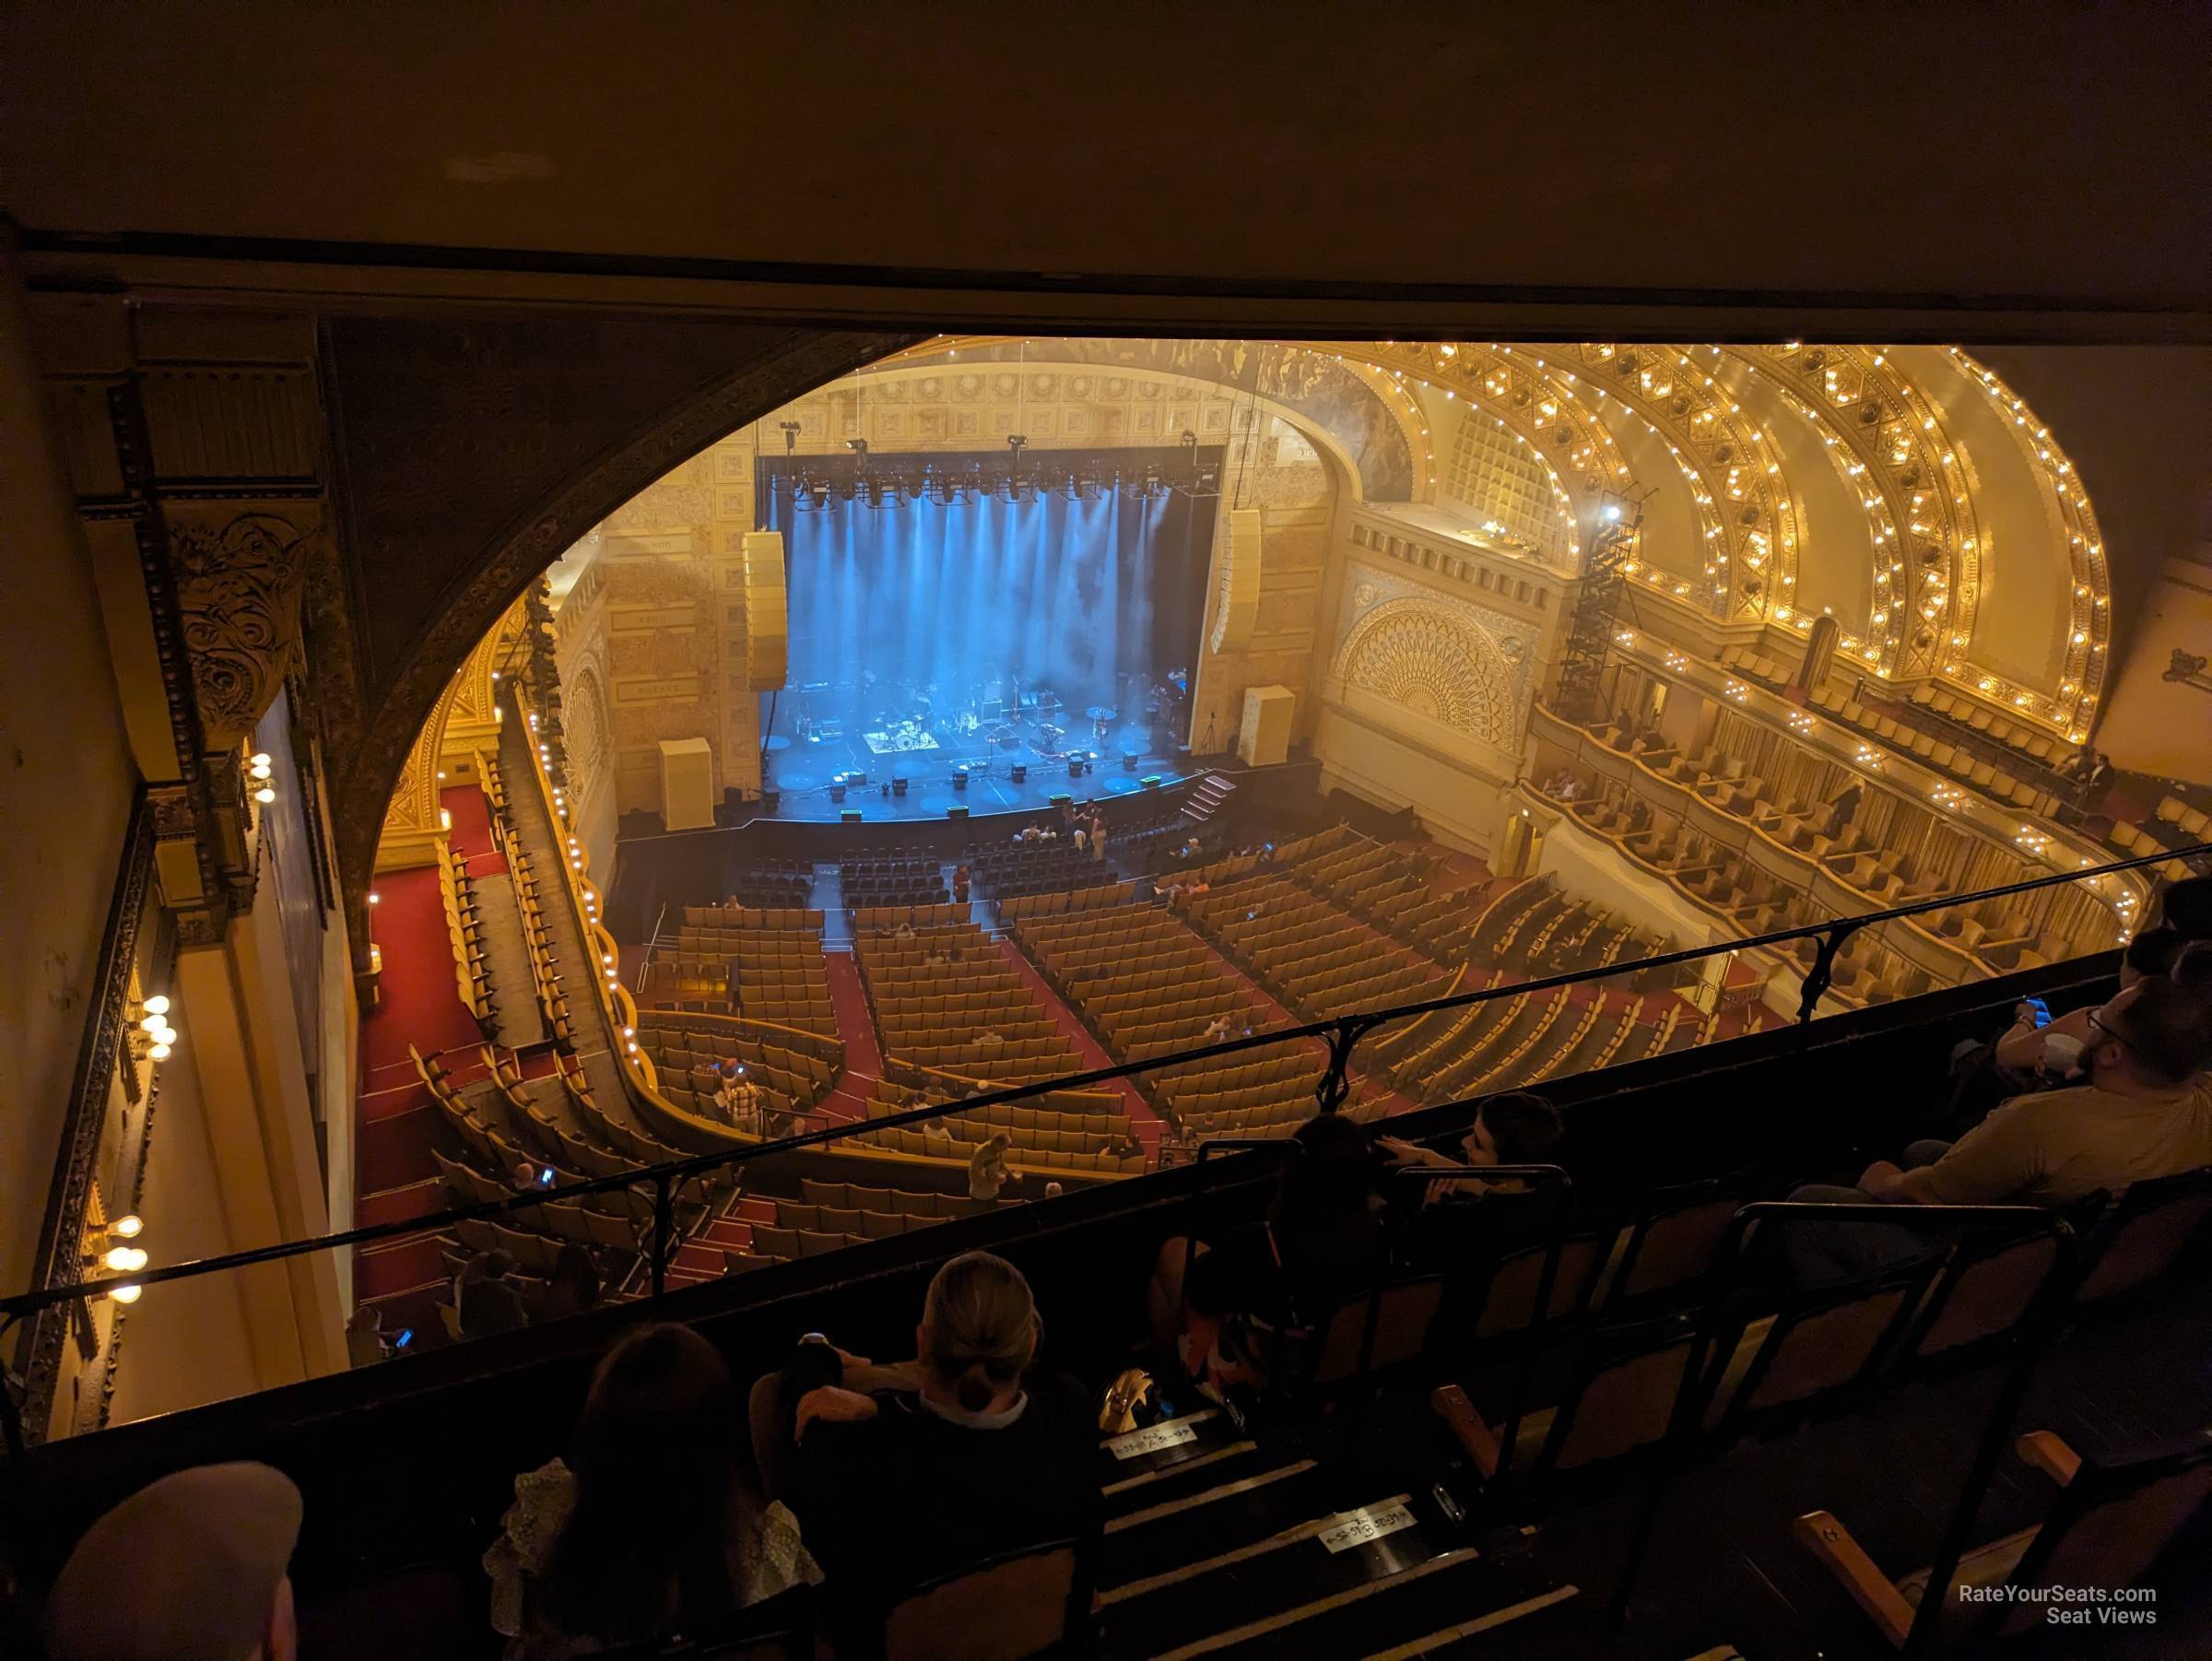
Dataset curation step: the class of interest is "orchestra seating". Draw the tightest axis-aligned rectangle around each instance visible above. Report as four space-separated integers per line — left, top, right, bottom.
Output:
841 1077 1146 1175
1004 878 1389 1139
841 854 949 907
644 906 837 1035
722 856 817 907
853 913 1086 1086
967 835 1100 897
629 1010 843 1128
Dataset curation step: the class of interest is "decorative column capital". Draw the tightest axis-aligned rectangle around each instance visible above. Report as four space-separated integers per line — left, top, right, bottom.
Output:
170 507 321 749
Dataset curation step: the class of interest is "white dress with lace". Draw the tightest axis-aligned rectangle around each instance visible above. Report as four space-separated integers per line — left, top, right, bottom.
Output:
483 1459 820 1656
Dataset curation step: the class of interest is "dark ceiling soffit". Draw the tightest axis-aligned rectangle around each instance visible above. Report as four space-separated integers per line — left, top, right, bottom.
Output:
16 228 2210 345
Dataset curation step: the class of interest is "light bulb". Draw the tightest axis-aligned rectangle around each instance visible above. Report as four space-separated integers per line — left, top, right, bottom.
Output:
110 1214 143 1239
148 1043 171 1062
109 1282 143 1304
254 786 276 805
141 995 170 1017
140 1014 166 1032
104 1245 147 1272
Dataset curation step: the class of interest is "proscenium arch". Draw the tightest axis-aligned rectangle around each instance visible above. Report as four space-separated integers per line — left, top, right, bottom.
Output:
844 348 1380 504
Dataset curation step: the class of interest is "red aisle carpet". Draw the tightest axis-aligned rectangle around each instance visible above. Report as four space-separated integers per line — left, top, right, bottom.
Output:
818 950 886 1125
353 857 486 1306
442 782 506 874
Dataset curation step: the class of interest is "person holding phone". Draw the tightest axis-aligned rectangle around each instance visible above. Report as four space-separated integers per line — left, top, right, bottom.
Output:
1992 926 2182 1079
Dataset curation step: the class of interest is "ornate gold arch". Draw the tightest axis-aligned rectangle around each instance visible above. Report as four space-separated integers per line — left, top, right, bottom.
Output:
1329 596 1517 749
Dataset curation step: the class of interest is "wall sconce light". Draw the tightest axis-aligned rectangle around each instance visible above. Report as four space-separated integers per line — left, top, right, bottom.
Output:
109 1214 144 1239
249 751 276 805
108 1283 143 1304
103 1245 148 1273
138 995 178 1062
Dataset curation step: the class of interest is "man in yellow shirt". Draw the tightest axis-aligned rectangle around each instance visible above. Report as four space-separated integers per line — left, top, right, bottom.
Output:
1784 979 2212 1284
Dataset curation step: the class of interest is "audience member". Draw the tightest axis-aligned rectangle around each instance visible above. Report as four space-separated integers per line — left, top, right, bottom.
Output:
778 1254 1099 1639
47 1462 302 1661
535 1244 603 1324
1379 1090 1564 1205
951 864 971 904
345 1303 389 1368
2158 874 2212 941
1380 1093 1567 1267
2174 939 2212 996
1200 1012 1233 1045
1147 1113 1386 1396
487 1324 818 1658
1990 927 2181 1078
460 1250 530 1338
1827 779 1865 836
969 1132 1013 1203
512 1158 545 1193
1783 978 2212 1284
1089 811 1107 862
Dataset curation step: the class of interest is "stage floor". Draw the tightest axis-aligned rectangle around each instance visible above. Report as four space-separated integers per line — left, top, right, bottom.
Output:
763 720 1184 823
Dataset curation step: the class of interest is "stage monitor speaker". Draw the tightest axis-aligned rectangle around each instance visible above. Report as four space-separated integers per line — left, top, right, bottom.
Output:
1068 759 1083 778
891 777 910 796
952 769 969 790
1122 751 1139 771
740 531 789 691
845 770 867 786
1009 763 1027 783
761 789 781 812
1209 507 1262 655
658 737 716 831
1237 685 1295 768
830 783 847 803
1049 792 1074 808
841 808 863 824
946 805 970 819
1141 774 1163 790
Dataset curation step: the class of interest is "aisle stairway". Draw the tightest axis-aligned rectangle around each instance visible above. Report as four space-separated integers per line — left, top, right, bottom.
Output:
1094 1409 1584 1659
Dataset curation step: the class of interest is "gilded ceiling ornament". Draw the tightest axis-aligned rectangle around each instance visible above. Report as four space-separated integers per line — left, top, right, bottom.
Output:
170 511 315 748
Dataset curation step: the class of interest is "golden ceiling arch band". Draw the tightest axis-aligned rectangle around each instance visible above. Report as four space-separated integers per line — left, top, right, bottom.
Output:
1722 345 1983 695
1944 349 2110 740
1355 341 1630 568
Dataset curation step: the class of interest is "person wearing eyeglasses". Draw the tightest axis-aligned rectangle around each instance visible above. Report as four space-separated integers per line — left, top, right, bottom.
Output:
1784 978 2212 1284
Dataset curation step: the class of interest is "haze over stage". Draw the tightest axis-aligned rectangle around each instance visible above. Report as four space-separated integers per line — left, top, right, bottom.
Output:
754 449 1217 820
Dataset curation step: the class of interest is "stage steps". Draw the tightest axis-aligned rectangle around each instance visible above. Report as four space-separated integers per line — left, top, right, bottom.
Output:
1180 772 1237 827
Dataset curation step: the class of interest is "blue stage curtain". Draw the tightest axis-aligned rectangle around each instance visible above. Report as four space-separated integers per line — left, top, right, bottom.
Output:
766 485 1176 715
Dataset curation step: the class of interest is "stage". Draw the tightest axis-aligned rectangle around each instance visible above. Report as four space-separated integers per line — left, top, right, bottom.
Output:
760 670 1187 825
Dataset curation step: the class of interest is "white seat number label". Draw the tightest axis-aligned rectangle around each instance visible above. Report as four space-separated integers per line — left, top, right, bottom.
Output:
1318 1502 1417 1554
1106 1420 1199 1459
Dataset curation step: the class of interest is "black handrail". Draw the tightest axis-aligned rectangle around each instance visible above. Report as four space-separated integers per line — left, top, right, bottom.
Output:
2 840 2196 1326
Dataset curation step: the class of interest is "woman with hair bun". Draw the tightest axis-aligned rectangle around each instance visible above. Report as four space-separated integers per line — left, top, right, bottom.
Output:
781 1252 1100 1632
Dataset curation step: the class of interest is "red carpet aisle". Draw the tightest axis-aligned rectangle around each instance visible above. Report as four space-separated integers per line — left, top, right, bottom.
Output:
442 781 506 874
993 937 1159 1149
352 852 488 1312
818 950 884 1123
